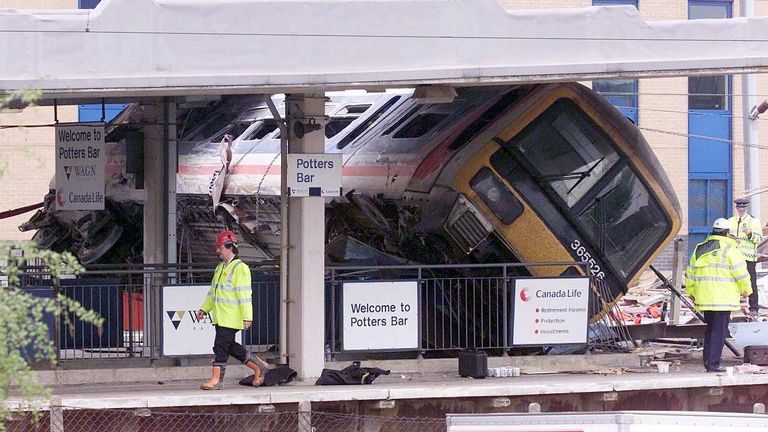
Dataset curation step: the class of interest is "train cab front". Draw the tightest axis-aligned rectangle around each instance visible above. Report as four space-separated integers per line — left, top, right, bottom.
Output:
441 83 681 320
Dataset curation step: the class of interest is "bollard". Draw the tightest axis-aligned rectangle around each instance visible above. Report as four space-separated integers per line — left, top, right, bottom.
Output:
50 397 63 432
754 403 766 414
298 400 312 432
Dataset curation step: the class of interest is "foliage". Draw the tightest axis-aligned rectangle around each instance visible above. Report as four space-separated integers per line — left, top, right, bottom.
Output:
0 91 102 428
0 242 104 425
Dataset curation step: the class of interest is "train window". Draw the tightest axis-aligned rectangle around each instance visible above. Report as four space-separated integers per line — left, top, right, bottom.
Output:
325 104 373 138
337 96 401 150
336 104 371 115
210 120 255 143
507 99 620 207
244 120 279 140
326 118 355 138
470 168 523 225
577 165 668 279
394 113 449 139
188 112 232 141
382 105 421 135
449 88 526 150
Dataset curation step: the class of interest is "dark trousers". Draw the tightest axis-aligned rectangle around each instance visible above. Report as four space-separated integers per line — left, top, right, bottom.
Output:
702 311 730 371
747 261 759 313
212 325 247 365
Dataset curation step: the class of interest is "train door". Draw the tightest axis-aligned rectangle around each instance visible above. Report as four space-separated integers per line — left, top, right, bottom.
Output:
687 1 732 251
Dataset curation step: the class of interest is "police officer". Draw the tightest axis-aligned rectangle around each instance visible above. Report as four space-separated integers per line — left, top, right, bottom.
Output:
686 218 752 372
728 198 763 315
197 230 269 390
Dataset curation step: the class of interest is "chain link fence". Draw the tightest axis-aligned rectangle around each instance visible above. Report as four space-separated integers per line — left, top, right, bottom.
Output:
5 408 446 432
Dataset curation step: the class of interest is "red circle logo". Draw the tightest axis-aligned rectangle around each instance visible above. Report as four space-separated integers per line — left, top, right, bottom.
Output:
520 288 530 302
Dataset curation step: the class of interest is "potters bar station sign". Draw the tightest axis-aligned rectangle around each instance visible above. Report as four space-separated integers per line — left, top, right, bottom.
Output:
286 153 342 197
55 123 106 210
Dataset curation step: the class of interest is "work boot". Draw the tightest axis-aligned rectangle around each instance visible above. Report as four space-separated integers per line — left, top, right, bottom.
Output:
244 354 269 387
200 364 226 390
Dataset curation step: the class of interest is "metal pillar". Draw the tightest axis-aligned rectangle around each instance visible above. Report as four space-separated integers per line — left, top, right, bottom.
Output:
286 93 326 380
143 102 167 265
741 0 761 218
165 98 178 269
668 238 685 326
142 101 167 357
266 97 290 365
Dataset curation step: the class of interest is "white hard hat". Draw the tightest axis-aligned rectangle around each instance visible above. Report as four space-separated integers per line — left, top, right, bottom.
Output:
712 218 730 230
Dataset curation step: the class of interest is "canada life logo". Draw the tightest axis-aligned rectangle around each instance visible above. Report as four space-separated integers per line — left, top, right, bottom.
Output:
519 287 530 302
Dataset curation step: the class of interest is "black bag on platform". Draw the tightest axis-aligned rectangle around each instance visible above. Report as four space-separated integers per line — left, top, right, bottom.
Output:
315 361 390 385
744 346 768 366
458 349 487 378
239 366 297 387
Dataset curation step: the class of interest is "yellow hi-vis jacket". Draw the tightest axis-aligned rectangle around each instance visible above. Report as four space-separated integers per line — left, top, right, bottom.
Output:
728 214 763 262
685 234 752 312
200 258 253 329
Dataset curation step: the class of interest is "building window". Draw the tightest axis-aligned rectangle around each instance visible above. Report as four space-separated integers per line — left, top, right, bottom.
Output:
689 76 727 110
592 1 639 124
78 0 101 8
593 79 639 124
688 1 730 111
593 0 637 7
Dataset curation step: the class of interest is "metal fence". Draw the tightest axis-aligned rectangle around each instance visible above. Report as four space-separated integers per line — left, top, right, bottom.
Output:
5 408 446 432
16 260 609 363
326 262 593 357
18 263 280 362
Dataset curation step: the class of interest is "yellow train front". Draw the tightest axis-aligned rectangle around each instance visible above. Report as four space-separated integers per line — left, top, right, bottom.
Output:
343 83 681 321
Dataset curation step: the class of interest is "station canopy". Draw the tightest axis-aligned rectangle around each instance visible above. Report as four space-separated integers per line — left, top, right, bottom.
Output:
2 0 768 99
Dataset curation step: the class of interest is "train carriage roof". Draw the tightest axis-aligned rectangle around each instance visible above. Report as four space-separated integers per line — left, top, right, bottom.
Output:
2 0 768 99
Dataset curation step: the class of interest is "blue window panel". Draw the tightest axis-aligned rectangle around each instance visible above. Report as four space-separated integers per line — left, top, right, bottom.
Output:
688 177 729 253
593 79 639 125
688 0 732 250
688 108 731 175
78 0 101 9
78 104 128 122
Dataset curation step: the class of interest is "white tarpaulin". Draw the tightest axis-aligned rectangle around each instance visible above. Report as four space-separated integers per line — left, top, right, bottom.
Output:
2 0 768 97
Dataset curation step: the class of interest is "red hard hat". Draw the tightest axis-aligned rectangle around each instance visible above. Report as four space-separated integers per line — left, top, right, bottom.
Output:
216 230 238 247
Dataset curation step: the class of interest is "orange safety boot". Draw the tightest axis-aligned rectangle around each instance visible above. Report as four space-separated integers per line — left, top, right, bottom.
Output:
244 354 268 387
200 364 226 390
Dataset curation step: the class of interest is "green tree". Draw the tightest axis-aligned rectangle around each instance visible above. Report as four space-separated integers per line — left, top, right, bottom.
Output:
1 90 103 429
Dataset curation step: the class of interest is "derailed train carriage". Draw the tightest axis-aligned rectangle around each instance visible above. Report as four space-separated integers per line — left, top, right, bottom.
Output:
23 82 680 344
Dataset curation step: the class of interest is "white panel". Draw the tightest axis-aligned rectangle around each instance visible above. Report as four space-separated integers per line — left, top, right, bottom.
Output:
343 281 419 351
2 1 768 96
512 277 589 345
162 285 242 356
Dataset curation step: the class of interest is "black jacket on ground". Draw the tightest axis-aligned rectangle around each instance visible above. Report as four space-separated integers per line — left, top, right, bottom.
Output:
315 362 390 385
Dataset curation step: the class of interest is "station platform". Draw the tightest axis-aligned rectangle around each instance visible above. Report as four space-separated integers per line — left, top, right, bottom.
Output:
10 350 768 413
